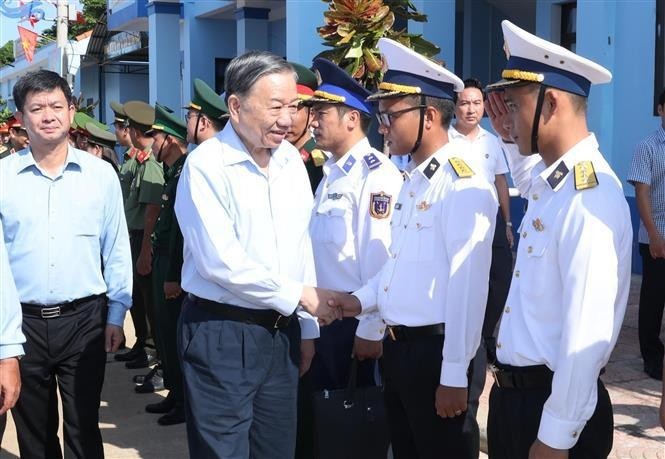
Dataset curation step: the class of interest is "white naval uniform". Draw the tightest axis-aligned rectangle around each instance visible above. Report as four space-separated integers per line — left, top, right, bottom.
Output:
175 122 319 338
496 134 632 449
354 142 498 387
310 138 403 340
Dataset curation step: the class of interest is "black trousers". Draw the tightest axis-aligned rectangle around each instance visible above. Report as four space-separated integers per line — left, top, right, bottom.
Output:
129 230 154 349
638 243 665 371
382 334 479 459
488 378 613 458
12 297 108 459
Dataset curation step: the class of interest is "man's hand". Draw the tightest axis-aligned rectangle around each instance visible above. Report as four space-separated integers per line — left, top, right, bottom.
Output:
0 357 20 415
648 235 665 259
300 339 315 377
528 439 569 459
335 292 363 317
299 286 342 325
105 324 125 353
486 91 513 142
352 336 383 361
137 247 152 276
506 225 515 249
164 281 183 300
435 385 468 418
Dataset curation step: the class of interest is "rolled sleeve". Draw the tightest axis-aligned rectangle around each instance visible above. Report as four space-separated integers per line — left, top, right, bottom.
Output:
626 141 652 187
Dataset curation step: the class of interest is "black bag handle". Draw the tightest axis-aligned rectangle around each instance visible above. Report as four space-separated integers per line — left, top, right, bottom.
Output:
343 358 359 409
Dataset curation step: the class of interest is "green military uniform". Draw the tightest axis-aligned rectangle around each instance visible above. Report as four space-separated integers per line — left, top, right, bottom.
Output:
184 78 229 145
110 101 139 200
146 104 188 422
123 101 163 355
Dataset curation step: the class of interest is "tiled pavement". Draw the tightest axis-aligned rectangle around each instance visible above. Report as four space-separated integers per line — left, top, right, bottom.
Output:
1 275 663 458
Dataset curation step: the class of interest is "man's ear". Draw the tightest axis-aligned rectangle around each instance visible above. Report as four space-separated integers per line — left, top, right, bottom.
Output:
227 95 241 119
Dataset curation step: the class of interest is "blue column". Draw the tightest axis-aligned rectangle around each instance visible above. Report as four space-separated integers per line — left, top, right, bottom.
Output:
285 0 327 64
235 7 270 55
148 1 181 109
410 1 455 73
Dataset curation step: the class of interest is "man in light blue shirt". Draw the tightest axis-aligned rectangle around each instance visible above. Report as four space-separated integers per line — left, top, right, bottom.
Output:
0 218 25 444
0 70 132 458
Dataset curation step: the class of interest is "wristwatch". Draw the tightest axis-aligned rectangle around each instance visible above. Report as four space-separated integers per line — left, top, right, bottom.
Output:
506 221 513 228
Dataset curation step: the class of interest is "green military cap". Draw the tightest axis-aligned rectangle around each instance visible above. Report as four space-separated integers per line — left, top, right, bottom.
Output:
85 122 117 149
290 62 317 100
110 101 128 124
72 112 108 132
185 79 229 119
123 100 155 132
146 103 187 142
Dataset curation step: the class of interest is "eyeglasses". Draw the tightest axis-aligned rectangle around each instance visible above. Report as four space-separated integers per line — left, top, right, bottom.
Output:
376 105 426 127
185 112 201 122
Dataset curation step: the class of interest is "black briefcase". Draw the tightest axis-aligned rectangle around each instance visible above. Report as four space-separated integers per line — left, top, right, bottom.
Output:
311 359 390 459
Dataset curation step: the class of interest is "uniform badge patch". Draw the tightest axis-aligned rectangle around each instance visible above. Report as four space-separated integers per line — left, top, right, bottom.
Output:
424 158 440 179
416 201 431 211
532 218 545 232
546 161 569 189
342 155 356 173
448 157 474 178
369 192 392 219
573 161 598 190
395 203 402 210
328 193 343 200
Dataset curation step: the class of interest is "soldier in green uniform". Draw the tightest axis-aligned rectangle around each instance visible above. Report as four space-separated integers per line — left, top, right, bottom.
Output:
286 62 325 193
141 104 188 424
111 101 140 203
119 101 164 370
184 78 228 145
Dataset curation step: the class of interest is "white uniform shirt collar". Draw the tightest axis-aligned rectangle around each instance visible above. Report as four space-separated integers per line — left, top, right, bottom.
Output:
217 122 293 171
324 136 371 176
406 142 455 181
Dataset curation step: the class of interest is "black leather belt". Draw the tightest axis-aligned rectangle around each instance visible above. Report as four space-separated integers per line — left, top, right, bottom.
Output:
190 294 294 330
490 363 553 389
386 323 445 342
21 294 105 319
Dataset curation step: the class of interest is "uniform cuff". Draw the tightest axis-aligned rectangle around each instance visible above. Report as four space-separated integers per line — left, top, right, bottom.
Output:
272 280 302 317
355 315 386 341
537 408 587 450
352 286 378 314
0 344 25 360
440 360 469 388
107 302 128 327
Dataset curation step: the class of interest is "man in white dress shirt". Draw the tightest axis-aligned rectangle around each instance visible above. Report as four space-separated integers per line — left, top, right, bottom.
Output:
484 20 632 458
174 51 339 459
337 38 497 458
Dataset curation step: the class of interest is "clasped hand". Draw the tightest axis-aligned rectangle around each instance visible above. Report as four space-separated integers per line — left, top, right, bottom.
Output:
299 287 363 326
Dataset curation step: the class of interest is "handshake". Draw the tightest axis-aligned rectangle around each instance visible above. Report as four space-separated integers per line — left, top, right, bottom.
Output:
299 286 363 325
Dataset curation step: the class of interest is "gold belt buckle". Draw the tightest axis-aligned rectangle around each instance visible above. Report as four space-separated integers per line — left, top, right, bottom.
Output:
387 326 397 341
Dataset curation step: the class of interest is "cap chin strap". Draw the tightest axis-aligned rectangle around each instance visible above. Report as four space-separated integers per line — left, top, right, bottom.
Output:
157 135 169 162
292 110 311 147
530 85 547 154
410 95 426 154
193 114 201 145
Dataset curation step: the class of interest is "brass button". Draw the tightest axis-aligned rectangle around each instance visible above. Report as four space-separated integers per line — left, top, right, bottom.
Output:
533 193 539 200
572 431 578 438
383 286 388 292
527 246 533 254
504 306 510 313
496 342 502 349
514 270 520 278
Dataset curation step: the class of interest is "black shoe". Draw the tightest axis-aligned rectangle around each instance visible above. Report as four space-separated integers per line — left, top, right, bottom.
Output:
146 392 175 414
644 365 663 381
135 373 164 393
114 345 143 362
133 365 161 385
125 351 150 369
158 405 186 426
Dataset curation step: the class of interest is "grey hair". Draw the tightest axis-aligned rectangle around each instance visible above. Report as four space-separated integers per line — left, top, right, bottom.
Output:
224 51 296 100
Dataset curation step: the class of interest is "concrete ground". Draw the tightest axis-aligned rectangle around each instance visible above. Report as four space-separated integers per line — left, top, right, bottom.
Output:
1 274 662 458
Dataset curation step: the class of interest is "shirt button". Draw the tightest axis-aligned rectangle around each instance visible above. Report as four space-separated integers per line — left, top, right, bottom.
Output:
504 306 510 313
533 193 539 200
496 342 502 349
392 253 397 258
404 224 407 229
383 286 388 292
572 431 578 438
527 246 533 254
522 231 527 238
514 270 520 278
416 222 421 229
409 191 415 198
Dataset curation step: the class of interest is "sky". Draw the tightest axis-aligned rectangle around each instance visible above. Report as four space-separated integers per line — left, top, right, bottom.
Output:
0 0 83 46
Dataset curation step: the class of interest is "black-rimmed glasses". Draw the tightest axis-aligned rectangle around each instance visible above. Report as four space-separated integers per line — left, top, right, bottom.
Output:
376 105 426 127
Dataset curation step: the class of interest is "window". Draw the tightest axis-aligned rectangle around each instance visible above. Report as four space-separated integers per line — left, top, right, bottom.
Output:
215 58 231 95
656 0 664 114
560 2 577 52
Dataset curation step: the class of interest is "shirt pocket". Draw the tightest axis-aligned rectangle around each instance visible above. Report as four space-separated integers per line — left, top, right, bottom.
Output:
400 211 436 263
312 204 353 256
518 231 552 296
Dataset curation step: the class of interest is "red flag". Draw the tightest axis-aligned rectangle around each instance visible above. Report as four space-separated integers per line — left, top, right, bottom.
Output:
17 26 38 63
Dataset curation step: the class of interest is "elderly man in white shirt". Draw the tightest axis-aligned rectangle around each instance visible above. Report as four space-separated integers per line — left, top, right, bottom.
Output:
175 51 339 459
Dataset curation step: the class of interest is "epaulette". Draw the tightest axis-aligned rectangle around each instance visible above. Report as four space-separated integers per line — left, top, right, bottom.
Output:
311 149 326 167
573 161 598 190
342 155 356 173
136 149 151 164
363 152 382 170
448 157 474 178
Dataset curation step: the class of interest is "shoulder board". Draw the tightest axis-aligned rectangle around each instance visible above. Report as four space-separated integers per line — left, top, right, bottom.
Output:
135 150 151 164
574 161 598 190
363 152 382 170
342 155 357 173
448 157 474 178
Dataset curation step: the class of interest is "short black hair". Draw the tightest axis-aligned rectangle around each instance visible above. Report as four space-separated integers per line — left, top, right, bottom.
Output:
13 70 72 112
404 95 455 129
453 78 484 103
336 104 372 134
658 88 665 107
